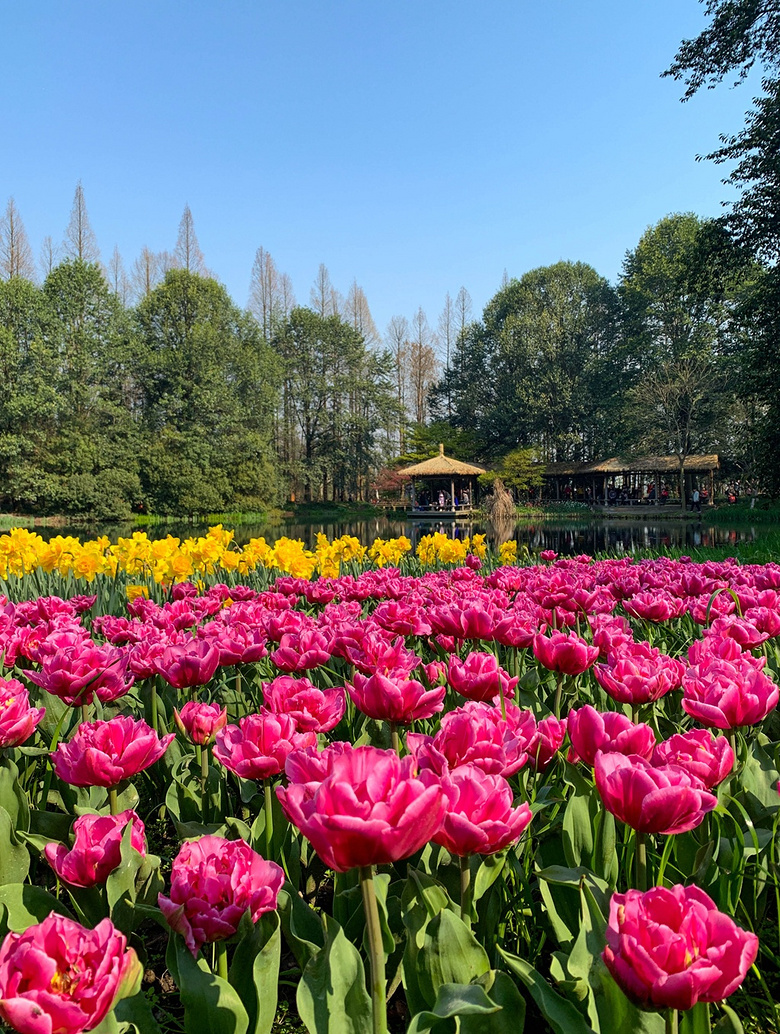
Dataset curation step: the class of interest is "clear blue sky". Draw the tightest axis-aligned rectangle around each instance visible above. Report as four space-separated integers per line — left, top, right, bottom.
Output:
1 0 758 338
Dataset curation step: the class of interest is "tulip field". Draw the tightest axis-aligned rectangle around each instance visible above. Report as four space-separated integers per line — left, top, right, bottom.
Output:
0 526 777 1034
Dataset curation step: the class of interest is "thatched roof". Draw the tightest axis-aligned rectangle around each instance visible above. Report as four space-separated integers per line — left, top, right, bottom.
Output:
543 454 719 477
398 444 486 478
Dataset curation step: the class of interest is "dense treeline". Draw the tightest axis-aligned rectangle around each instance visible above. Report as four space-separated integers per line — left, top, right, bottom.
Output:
0 192 777 518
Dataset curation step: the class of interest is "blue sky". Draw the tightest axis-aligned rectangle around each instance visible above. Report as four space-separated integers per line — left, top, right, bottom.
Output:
1 1 759 337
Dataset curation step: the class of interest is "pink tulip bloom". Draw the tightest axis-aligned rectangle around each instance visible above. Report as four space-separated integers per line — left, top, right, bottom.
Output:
539 550 558 561
27 641 134 707
52 716 174 788
567 706 656 766
532 630 598 675
372 600 432 637
434 764 532 856
213 710 317 781
0 679 44 749
688 634 765 670
682 659 779 729
593 642 684 705
429 602 497 641
407 701 531 777
590 614 634 659
44 810 146 888
269 628 331 672
603 885 758 1011
0 914 141 1034
152 639 221 689
594 752 717 835
263 675 346 732
277 745 445 872
622 592 688 622
348 671 445 725
652 729 734 789
334 630 420 677
705 615 770 650
447 652 518 703
527 715 567 772
174 701 228 745
159 835 284 957
744 606 780 639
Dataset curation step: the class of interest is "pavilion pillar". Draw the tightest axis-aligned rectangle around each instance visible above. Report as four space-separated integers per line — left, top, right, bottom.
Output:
451 479 455 511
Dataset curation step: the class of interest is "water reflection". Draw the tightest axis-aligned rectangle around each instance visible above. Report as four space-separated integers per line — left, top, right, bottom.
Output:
20 515 767 555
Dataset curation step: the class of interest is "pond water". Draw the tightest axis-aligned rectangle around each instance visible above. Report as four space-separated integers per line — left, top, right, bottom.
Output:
17 514 775 556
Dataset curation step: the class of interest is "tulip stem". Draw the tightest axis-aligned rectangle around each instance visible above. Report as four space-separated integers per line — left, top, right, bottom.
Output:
201 746 210 824
359 865 388 1034
665 1008 678 1034
150 682 159 735
636 831 648 891
389 723 400 755
460 855 473 928
215 940 229 981
108 787 119 815
80 702 90 725
264 778 274 859
554 672 563 719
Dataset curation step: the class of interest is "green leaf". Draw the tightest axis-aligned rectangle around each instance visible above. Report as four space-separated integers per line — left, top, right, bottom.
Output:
166 931 250 1034
415 909 491 1009
712 1003 745 1033
562 790 595 868
462 971 527 1034
0 805 30 884
680 1002 711 1034
589 957 664 1034
0 884 73 936
473 851 507 904
498 947 596 1034
113 990 164 1034
407 982 500 1034
277 883 324 971
106 819 146 927
89 1011 122 1033
296 914 372 1034
0 758 29 832
229 911 281 1034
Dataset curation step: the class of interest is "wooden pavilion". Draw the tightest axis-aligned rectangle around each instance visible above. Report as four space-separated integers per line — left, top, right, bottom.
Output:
398 445 486 517
541 454 719 506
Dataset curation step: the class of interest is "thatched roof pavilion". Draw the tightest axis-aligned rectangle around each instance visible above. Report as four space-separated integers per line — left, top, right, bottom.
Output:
397 445 485 515
542 454 719 505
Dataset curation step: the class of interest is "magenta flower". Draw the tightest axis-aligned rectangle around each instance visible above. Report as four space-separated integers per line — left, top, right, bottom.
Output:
213 710 317 781
27 641 134 707
347 671 445 724
263 675 346 732
603 885 758 1011
159 836 283 957
527 715 567 772
174 701 228 745
52 716 174 788
594 752 717 835
567 705 656 766
652 729 734 789
532 630 598 675
277 745 446 872
433 764 532 856
593 642 684 705
682 658 779 729
269 628 331 672
0 914 141 1034
407 701 531 777
447 652 518 703
152 639 221 689
44 810 146 888
622 592 688 622
0 678 44 749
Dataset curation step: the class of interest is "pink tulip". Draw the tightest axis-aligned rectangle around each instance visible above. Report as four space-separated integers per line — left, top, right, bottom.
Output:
407 701 531 777
0 914 141 1034
687 634 764 670
263 675 346 732
347 671 445 724
652 729 734 789
44 810 146 888
433 764 532 856
52 716 174 788
334 630 420 677
539 550 558 561
567 706 656 766
27 641 134 707
277 745 446 872
590 614 634 659
527 715 567 772
174 701 228 745
603 885 758 1010
372 600 432 637
152 639 221 689
532 630 598 675
0 679 44 749
706 615 770 650
622 592 688 622
594 752 717 834
447 652 518 703
744 606 780 639
682 659 779 729
213 710 317 781
593 642 684 705
269 628 331 672
159 835 284 957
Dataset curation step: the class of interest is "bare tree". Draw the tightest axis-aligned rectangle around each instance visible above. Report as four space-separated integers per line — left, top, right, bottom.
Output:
279 272 296 320
174 204 206 274
108 245 130 305
455 286 472 339
63 180 101 263
345 280 378 346
386 315 410 451
248 246 281 340
409 307 438 425
437 292 456 418
310 263 342 317
39 236 59 280
131 247 162 301
0 198 36 281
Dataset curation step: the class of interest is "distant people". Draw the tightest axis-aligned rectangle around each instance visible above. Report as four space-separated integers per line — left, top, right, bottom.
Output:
438 490 445 510
461 489 470 508
692 487 701 514
647 483 656 503
728 489 737 504
607 486 617 506
660 485 669 506
701 486 709 506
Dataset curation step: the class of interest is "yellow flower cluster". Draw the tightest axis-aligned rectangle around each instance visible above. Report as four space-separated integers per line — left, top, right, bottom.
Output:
0 525 501 586
498 540 518 565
